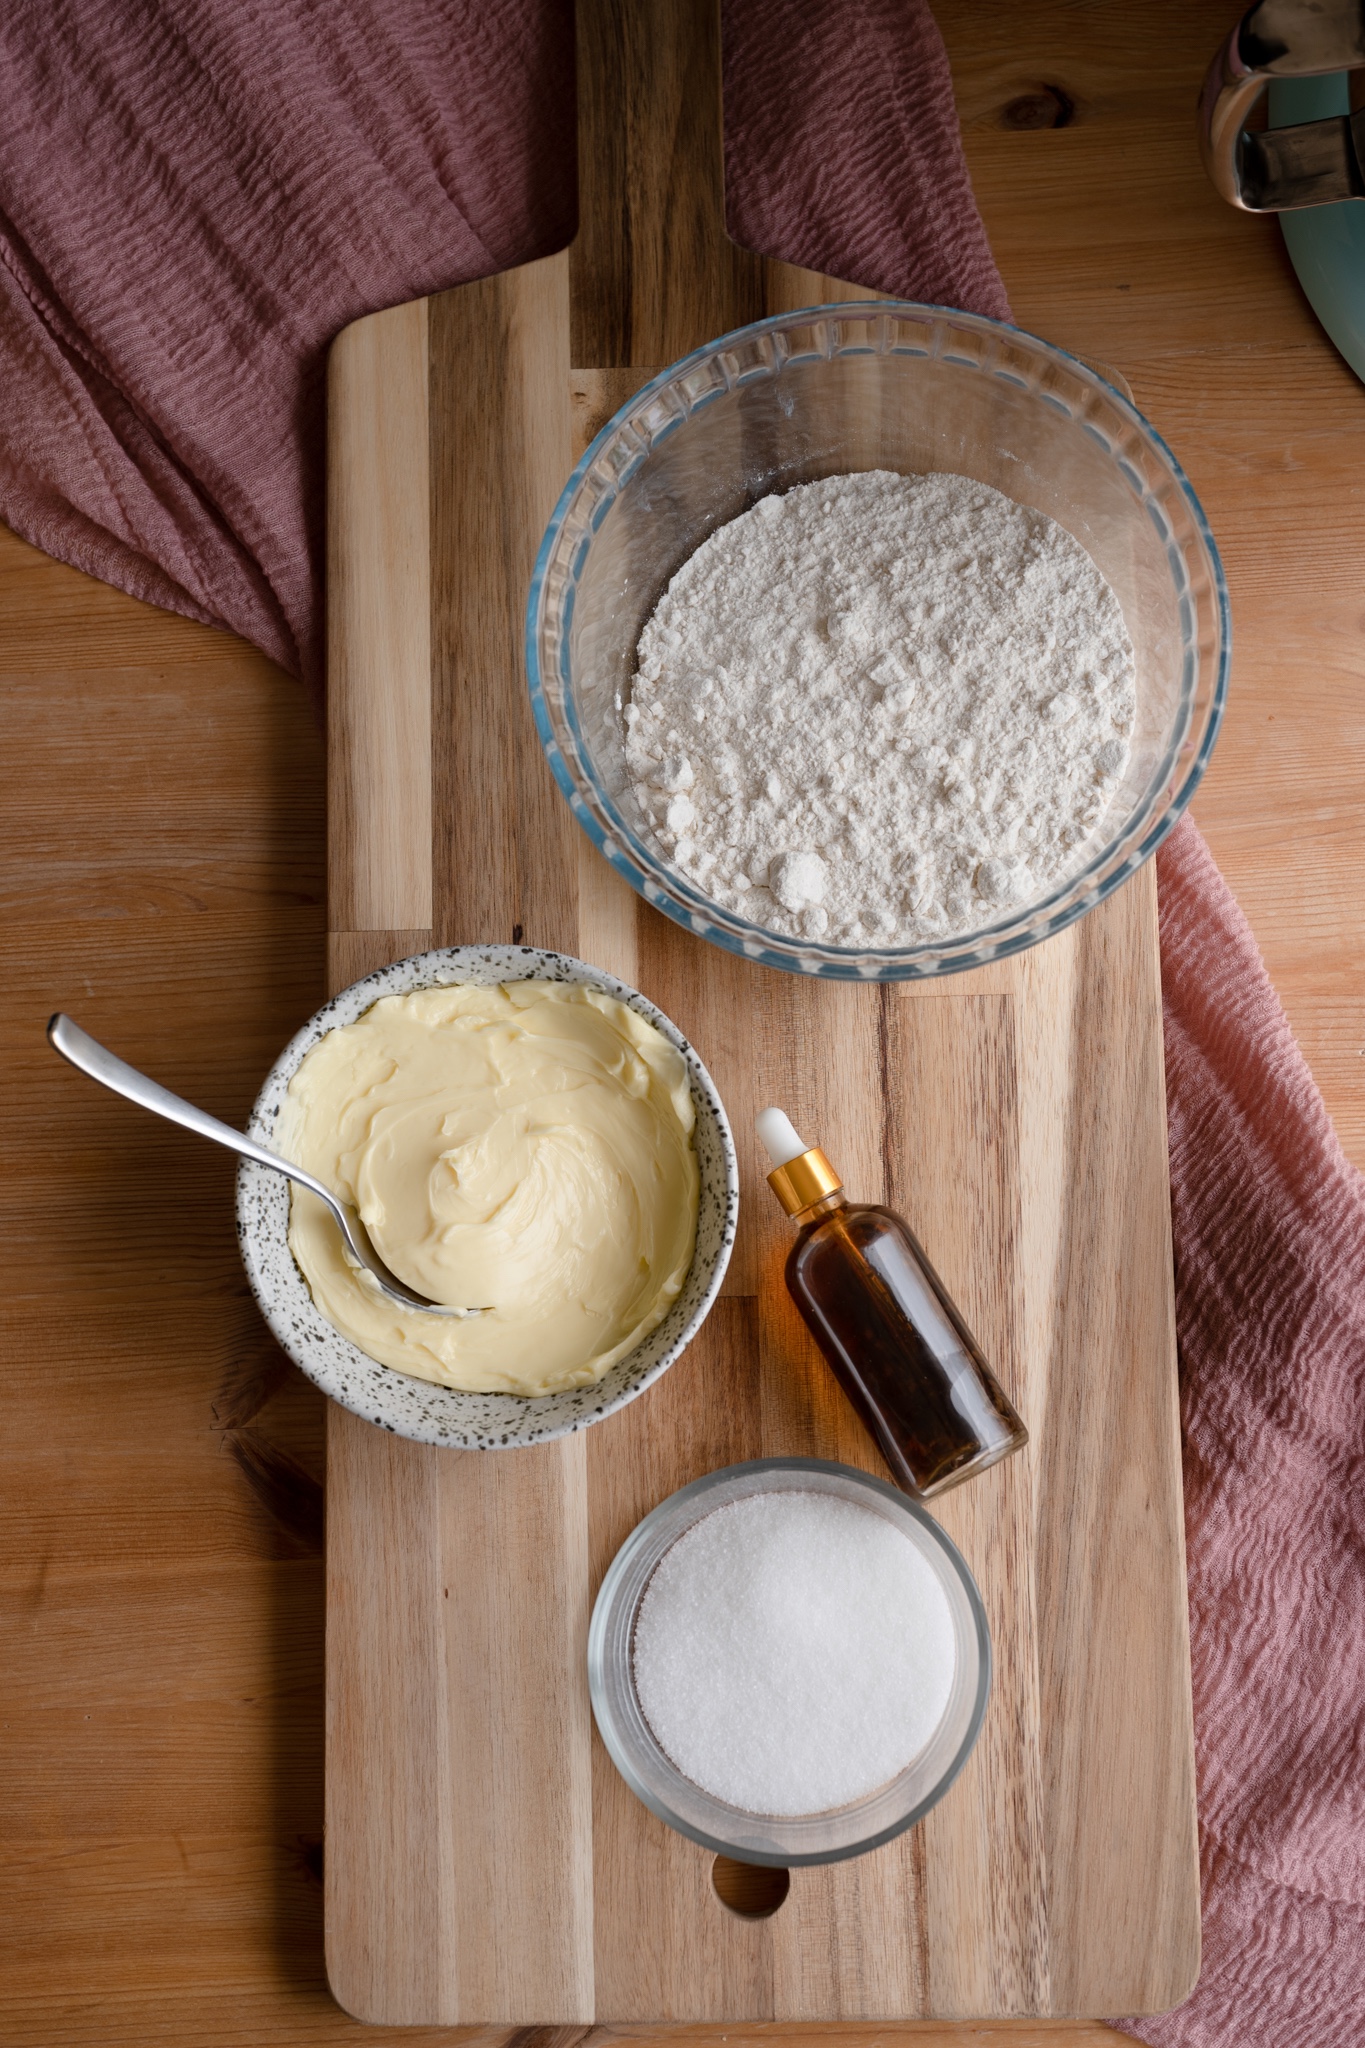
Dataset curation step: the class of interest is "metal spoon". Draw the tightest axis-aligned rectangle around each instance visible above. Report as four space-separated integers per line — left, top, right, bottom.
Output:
47 1013 483 1318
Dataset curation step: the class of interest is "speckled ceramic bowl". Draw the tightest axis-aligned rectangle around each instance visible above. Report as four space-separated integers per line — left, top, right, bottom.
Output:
235 945 738 1449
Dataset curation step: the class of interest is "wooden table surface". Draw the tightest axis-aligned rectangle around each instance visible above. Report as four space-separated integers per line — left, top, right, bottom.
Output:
2 2 1360 2043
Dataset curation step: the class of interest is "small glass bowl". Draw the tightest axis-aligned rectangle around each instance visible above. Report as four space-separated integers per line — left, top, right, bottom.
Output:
527 302 1230 980
587 1457 991 1866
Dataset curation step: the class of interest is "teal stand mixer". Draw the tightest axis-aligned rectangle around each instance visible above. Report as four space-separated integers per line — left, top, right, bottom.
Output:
1201 0 1365 383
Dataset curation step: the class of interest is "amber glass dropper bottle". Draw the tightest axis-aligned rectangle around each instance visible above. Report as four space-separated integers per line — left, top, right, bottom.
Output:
758 1107 1028 1500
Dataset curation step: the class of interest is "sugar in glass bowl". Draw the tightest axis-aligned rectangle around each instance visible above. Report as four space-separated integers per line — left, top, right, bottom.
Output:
527 302 1229 980
588 1457 991 1865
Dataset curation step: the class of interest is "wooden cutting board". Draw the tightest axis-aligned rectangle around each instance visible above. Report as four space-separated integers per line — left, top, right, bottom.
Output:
322 0 1198 2023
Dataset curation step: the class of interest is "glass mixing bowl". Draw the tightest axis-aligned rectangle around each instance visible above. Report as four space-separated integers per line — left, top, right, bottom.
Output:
587 1458 991 1866
527 302 1229 979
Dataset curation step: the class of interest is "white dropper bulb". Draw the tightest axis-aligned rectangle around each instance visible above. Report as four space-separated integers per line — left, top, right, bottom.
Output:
756 1107 808 1168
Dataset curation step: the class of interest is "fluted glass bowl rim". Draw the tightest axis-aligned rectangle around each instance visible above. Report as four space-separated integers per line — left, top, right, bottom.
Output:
587 1456 992 1866
526 300 1230 981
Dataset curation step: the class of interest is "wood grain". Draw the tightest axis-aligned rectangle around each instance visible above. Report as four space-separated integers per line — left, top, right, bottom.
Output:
327 301 432 935
429 257 578 953
323 0 1194 2023
572 0 764 366
6 0 1362 2042
327 1421 595 2024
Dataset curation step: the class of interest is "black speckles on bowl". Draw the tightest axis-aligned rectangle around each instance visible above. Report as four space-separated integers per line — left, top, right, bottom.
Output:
234 944 739 1449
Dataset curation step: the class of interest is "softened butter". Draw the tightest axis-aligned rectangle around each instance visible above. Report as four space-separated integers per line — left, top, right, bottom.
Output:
275 982 699 1396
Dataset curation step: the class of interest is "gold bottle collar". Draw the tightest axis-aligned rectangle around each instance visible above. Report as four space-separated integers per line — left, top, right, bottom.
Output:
766 1146 844 1217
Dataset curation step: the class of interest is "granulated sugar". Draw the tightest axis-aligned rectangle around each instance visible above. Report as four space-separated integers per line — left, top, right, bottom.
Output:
624 470 1136 948
631 1490 957 1816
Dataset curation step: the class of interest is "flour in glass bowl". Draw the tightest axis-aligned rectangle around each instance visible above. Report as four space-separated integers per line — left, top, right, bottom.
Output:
623 471 1136 948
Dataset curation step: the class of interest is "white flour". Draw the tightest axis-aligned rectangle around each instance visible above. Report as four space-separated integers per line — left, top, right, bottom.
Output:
624 470 1136 948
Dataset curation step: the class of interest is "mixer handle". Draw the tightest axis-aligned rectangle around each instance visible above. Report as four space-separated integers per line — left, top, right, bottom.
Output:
1200 0 1365 211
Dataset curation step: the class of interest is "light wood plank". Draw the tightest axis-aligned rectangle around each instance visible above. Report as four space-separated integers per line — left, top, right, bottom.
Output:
326 299 432 932
327 928 433 990
325 1421 458 2024
442 1436 595 2022
429 256 578 954
326 1426 596 2026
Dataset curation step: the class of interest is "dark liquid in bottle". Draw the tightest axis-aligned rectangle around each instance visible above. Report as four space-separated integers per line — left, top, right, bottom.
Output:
786 1200 1027 1498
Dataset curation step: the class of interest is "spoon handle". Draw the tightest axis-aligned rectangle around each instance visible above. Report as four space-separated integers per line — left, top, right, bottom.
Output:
47 1013 338 1209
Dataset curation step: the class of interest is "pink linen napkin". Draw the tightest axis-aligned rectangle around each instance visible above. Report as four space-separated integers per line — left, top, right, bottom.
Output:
0 0 577 689
1134 816 1365 2047
2 4 1363 2040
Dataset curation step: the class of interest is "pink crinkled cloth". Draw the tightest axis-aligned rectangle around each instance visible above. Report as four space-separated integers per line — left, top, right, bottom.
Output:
2 4 1363 2043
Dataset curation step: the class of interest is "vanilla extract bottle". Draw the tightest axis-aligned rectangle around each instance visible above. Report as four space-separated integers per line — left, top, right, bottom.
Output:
757 1108 1028 1499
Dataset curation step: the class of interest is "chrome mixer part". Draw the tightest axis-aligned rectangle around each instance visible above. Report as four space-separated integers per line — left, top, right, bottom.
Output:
1200 0 1365 211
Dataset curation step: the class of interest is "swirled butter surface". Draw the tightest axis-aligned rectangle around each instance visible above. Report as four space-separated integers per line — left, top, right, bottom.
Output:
275 982 700 1395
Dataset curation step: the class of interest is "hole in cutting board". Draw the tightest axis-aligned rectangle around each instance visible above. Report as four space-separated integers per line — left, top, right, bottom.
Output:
711 1855 790 1918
